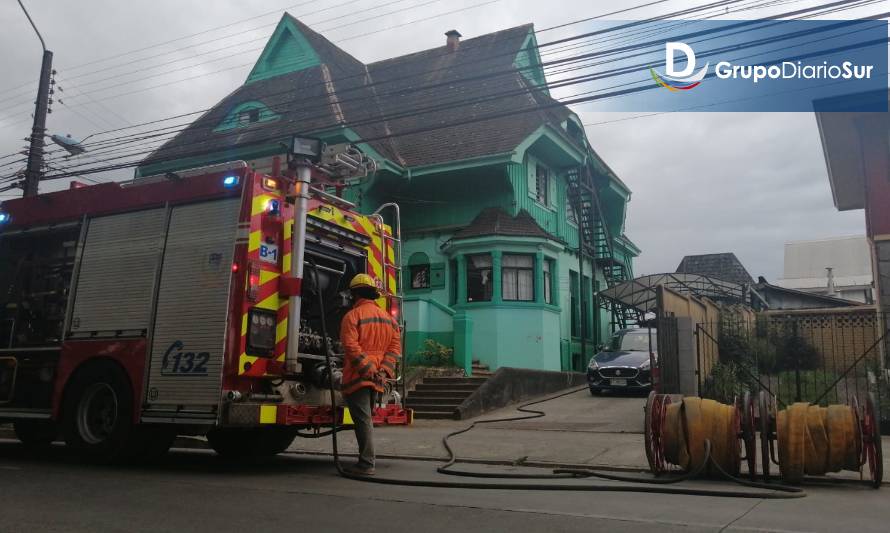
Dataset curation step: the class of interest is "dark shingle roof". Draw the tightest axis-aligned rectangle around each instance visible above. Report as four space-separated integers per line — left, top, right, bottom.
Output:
141 17 560 171
453 208 552 241
676 253 755 286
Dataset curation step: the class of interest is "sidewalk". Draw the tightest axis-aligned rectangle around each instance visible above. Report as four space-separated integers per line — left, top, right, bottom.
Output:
289 389 651 469
290 388 890 484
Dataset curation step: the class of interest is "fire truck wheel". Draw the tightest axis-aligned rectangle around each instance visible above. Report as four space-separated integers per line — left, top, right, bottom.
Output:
207 427 299 459
62 362 135 459
13 420 58 448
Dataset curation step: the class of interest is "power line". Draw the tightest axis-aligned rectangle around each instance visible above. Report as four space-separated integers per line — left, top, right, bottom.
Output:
0 0 320 96
46 0 878 165
36 19 878 180
6 0 502 120
41 0 762 152
5 0 876 177
53 0 857 135
35 26 887 183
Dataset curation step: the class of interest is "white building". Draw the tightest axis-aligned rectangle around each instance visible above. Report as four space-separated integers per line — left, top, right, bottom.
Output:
775 236 873 303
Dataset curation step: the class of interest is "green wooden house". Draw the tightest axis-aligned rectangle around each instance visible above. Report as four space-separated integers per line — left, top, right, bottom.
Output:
137 14 640 373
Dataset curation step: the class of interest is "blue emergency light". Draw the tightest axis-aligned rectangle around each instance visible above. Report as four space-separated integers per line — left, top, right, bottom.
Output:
0 211 9 224
222 175 239 188
267 199 281 216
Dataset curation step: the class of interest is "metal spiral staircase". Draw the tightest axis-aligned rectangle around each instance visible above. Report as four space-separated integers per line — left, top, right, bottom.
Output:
566 164 639 331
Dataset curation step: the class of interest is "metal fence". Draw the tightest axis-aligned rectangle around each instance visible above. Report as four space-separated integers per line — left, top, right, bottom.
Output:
697 309 888 432
656 315 680 394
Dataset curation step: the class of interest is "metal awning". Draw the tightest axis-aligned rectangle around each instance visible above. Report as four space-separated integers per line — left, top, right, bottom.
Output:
597 273 748 313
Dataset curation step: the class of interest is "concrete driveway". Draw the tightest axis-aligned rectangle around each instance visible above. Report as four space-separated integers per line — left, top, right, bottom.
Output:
291 387 652 469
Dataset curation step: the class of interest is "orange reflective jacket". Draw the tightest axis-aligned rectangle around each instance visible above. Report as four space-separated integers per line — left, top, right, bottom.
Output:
339 298 401 396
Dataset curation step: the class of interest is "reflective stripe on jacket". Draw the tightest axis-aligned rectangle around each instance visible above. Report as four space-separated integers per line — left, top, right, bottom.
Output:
340 298 402 396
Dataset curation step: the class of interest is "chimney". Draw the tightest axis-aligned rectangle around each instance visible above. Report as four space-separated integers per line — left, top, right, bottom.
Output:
826 267 837 296
445 29 462 52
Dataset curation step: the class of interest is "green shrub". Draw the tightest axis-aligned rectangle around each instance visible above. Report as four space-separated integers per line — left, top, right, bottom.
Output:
774 334 820 372
702 361 755 404
415 339 455 367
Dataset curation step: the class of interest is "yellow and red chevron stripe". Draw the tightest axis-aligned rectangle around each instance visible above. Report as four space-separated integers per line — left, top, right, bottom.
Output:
237 179 397 378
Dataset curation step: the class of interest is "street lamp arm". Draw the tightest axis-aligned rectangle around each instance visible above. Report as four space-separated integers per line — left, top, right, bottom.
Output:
17 0 46 52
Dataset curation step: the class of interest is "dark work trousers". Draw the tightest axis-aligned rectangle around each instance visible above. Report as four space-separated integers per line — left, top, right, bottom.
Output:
344 386 376 468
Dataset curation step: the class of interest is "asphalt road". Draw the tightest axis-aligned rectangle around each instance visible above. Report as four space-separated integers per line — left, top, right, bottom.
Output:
1 441 886 533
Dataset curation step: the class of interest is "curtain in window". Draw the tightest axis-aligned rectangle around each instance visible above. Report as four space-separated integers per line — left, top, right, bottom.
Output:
502 255 533 301
467 254 493 302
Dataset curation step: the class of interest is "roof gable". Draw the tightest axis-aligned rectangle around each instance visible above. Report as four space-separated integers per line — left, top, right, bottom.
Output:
514 30 548 92
246 15 321 84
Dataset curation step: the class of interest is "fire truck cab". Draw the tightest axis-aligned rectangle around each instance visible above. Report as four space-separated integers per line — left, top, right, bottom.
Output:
0 156 406 459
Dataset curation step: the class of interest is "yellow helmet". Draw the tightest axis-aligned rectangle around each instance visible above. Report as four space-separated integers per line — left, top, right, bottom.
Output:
349 273 377 290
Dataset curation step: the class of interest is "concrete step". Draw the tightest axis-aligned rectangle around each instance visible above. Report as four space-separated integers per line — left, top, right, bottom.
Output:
414 383 480 392
412 410 456 420
405 396 466 405
422 376 488 385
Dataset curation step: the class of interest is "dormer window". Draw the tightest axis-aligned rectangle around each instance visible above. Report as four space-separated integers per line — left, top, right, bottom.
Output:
238 108 261 127
214 101 280 132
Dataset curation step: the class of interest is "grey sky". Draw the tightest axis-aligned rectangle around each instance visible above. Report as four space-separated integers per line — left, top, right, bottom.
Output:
0 0 874 281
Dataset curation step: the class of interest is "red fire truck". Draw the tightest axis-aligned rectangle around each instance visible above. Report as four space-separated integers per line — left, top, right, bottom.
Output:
0 144 408 459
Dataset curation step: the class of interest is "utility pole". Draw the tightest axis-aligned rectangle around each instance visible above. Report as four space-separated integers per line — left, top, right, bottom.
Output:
18 0 52 197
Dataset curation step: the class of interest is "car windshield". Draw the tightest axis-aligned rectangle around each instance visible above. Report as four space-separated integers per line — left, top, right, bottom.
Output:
609 331 654 352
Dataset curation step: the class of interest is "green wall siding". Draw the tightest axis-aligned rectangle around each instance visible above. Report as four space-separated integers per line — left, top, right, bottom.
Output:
398 167 513 230
507 161 580 249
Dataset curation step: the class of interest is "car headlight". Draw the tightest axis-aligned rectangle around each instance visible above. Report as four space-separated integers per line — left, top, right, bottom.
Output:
639 358 651 371
588 358 599 370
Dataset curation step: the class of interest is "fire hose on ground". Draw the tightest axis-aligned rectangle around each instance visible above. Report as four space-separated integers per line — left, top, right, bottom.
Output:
309 261 807 498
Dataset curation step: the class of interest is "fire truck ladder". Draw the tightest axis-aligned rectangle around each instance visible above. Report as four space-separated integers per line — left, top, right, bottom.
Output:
371 203 406 404
566 165 639 331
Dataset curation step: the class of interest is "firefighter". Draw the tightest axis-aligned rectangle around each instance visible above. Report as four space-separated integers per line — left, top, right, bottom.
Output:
339 273 401 476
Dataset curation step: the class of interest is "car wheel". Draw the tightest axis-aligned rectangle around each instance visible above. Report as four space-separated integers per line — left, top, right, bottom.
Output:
13 420 58 448
62 362 135 460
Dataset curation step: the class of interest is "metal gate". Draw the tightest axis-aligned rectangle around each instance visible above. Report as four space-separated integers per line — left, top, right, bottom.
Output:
656 315 680 394
697 310 888 432
145 199 240 413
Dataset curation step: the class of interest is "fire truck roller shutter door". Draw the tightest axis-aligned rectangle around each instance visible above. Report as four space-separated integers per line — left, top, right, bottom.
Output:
70 208 167 336
146 198 241 411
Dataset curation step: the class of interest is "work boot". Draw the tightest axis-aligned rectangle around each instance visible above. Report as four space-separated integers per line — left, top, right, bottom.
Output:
344 464 375 476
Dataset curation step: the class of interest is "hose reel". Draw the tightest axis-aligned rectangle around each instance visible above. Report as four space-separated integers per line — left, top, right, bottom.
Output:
645 391 883 488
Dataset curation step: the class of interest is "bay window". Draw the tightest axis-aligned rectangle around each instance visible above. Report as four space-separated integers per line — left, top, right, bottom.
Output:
502 254 534 301
466 254 492 302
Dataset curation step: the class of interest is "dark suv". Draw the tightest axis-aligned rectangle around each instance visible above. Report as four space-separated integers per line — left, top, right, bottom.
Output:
587 329 657 395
